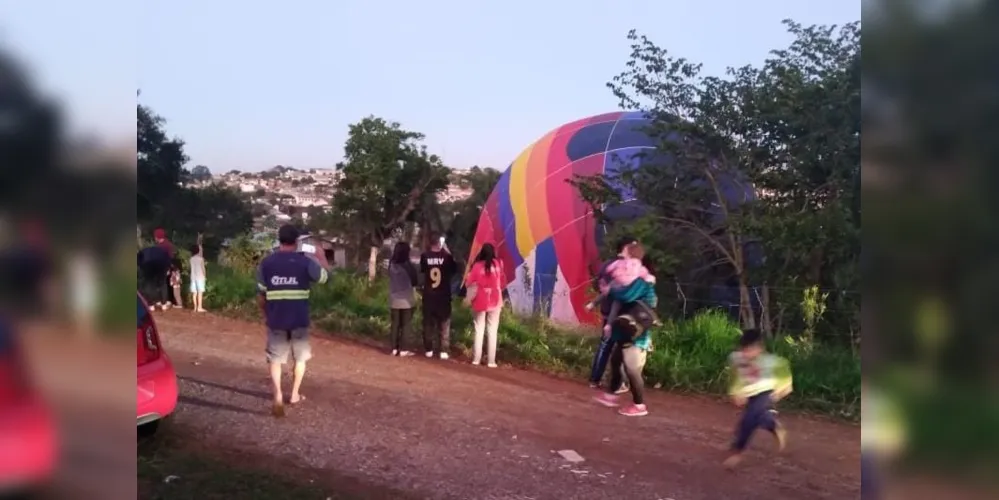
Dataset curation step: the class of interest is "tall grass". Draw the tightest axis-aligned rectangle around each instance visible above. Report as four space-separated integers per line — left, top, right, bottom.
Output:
206 265 860 419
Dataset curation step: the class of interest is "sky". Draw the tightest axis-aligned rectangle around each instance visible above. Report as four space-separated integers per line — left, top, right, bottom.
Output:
2 1 858 172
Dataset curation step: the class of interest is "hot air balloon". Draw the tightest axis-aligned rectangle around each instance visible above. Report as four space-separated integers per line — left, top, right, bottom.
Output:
468 111 753 325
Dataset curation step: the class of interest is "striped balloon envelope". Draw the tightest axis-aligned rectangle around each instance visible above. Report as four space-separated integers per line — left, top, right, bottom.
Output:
468 111 663 325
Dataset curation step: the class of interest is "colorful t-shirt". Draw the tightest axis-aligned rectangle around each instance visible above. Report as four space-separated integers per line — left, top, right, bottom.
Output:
861 386 905 454
465 259 505 312
727 351 793 399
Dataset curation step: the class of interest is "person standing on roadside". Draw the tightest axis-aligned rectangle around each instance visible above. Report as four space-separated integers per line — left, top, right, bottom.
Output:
387 242 418 357
419 232 457 359
465 243 505 367
256 224 329 417
189 244 208 312
587 236 637 391
138 243 171 311
152 228 175 310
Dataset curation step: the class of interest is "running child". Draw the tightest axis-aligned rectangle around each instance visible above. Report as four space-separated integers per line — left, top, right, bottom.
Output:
724 328 793 468
586 242 659 336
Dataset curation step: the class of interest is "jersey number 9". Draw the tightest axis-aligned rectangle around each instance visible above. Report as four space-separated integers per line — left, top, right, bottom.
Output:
430 268 442 289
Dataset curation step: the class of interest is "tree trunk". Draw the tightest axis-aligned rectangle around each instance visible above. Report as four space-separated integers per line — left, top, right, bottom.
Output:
737 275 756 329
759 284 772 338
367 245 379 282
409 222 421 249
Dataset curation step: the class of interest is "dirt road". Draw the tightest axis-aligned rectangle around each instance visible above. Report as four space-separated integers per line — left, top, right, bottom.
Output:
155 311 860 500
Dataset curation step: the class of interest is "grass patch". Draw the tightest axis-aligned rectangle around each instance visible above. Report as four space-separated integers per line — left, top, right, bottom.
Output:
206 265 861 420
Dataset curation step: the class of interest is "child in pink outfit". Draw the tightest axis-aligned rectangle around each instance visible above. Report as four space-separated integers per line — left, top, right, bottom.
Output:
605 257 656 290
587 243 657 335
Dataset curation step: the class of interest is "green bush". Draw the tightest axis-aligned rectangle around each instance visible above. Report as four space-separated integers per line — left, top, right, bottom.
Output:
205 263 860 419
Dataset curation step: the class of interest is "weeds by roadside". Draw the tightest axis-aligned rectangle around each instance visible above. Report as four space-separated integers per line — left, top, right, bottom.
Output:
205 265 861 420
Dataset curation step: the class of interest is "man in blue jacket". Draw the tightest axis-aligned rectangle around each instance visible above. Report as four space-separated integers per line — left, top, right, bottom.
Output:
587 236 637 390
257 225 328 417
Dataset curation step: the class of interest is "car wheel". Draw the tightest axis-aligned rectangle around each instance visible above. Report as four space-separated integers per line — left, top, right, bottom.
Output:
137 420 160 438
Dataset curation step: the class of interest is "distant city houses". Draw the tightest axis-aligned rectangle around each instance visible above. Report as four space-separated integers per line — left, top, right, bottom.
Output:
208 165 476 228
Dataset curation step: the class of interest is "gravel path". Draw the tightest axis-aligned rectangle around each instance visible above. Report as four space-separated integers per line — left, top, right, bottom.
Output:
155 311 860 500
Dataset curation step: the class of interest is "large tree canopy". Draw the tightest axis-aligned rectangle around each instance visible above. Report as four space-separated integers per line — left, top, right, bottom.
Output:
330 116 450 280
442 166 502 263
573 20 860 340
137 101 252 255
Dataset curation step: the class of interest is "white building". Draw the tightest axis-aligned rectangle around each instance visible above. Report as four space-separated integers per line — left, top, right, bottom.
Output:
294 194 329 207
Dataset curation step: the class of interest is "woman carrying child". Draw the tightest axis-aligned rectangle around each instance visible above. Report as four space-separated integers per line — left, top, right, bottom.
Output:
592 243 658 417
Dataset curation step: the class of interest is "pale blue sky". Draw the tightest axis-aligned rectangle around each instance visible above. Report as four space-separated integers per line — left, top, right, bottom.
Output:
2 1 858 172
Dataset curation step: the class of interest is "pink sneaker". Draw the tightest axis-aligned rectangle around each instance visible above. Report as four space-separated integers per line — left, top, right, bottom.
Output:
618 404 648 417
593 393 620 408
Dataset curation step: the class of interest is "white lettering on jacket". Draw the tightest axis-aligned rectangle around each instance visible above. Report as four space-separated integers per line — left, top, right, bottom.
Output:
270 276 300 286
427 258 445 266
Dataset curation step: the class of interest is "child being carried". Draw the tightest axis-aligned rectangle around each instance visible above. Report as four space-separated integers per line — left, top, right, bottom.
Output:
586 242 660 338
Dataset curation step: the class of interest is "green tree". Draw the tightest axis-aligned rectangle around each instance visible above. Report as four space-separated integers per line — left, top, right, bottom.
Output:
146 185 254 258
250 202 271 218
445 166 502 263
575 19 860 334
137 101 253 256
331 116 450 280
137 103 188 219
190 164 212 182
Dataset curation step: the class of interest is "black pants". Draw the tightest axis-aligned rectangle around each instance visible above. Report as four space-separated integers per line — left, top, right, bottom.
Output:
608 343 646 405
422 304 451 354
390 308 413 351
140 268 168 305
732 390 778 451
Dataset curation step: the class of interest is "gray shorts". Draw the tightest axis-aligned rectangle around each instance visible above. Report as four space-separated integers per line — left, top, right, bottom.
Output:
265 328 312 364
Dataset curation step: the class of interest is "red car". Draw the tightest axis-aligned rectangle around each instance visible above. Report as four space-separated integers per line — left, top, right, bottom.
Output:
137 292 178 434
0 319 58 495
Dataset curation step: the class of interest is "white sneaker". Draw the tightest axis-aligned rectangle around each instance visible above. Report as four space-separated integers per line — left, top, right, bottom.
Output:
399 350 415 357
439 352 449 360
472 360 481 366
487 363 498 368
391 349 399 356
425 351 434 358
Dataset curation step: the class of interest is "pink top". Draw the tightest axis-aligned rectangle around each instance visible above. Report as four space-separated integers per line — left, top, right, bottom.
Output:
604 257 655 291
465 259 505 312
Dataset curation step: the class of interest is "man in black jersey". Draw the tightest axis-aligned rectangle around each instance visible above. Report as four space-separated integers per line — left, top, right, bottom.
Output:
419 232 457 359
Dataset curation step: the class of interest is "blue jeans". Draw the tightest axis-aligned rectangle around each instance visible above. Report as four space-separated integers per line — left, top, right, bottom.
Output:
589 335 616 384
861 452 879 499
732 391 777 451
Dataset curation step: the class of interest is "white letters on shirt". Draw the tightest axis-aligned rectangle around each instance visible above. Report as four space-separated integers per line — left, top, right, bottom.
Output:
270 275 300 286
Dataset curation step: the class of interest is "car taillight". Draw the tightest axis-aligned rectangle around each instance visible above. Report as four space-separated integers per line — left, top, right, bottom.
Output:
0 359 29 404
137 320 161 366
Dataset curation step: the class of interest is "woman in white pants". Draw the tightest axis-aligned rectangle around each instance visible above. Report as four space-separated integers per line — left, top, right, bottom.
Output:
464 243 505 367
